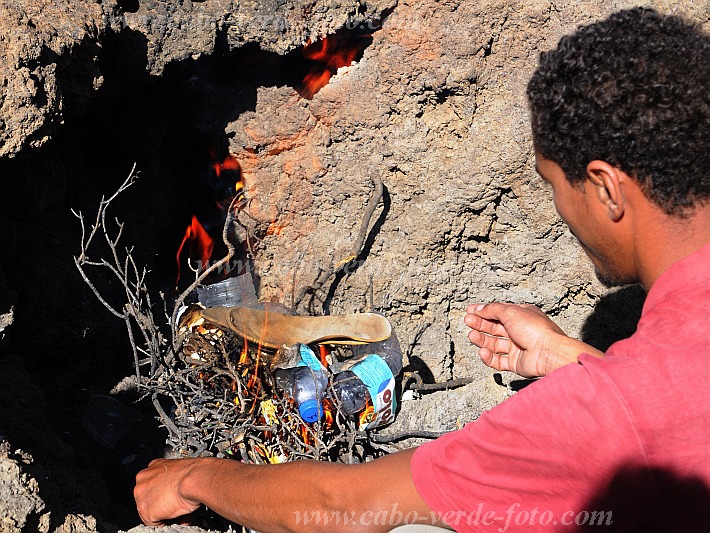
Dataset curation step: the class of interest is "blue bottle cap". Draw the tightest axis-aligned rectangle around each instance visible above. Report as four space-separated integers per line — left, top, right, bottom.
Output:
299 399 322 423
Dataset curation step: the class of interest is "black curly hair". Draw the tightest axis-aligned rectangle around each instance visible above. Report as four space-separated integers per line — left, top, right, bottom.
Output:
527 8 709 216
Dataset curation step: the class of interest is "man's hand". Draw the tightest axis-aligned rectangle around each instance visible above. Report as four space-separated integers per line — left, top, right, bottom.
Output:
133 449 434 532
134 458 202 526
465 303 603 378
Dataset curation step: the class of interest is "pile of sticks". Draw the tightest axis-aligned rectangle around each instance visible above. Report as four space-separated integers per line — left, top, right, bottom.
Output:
73 165 397 464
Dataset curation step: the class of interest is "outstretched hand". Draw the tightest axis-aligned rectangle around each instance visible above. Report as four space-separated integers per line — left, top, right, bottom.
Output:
465 302 602 378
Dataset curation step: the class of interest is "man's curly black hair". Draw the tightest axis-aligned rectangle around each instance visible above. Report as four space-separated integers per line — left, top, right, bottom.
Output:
527 7 709 216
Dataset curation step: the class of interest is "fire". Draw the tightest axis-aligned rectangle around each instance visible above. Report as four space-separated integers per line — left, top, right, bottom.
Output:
322 398 335 429
209 149 244 212
298 33 371 99
299 423 314 446
358 400 376 428
175 215 214 284
175 150 244 285
238 345 249 366
210 150 241 178
318 345 330 368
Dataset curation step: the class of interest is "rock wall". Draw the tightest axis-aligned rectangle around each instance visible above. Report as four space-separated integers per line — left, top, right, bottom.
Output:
0 271 15 344
123 0 396 74
0 1 113 158
227 0 707 416
0 1 707 531
0 0 395 158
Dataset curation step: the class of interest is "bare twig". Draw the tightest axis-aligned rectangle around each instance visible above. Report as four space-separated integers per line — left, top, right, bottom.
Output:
370 430 443 443
404 371 474 393
74 164 389 468
294 175 384 307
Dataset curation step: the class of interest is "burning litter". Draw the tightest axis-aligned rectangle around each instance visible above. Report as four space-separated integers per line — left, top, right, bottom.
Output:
170 276 404 462
72 163 445 473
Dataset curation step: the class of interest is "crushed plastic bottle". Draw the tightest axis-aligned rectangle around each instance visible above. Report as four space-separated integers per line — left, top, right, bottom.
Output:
331 330 403 429
196 273 258 308
274 344 329 423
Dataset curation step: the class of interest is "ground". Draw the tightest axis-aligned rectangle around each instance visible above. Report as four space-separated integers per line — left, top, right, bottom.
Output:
0 0 706 531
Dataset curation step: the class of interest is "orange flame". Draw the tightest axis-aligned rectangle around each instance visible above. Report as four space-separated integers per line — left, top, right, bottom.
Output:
175 150 244 284
358 400 376 428
318 345 330 368
210 150 244 211
211 152 241 178
175 215 214 284
299 423 314 445
299 34 368 99
238 346 249 366
322 398 335 429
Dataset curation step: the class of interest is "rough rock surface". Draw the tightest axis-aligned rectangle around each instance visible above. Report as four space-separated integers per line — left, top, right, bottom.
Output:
227 0 707 424
0 1 707 532
123 0 396 74
0 438 116 533
0 1 114 158
0 442 45 533
0 0 394 157
0 271 15 344
122 526 221 533
0 356 123 532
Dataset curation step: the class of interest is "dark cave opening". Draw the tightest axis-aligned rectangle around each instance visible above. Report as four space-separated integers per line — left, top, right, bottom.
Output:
0 23 375 531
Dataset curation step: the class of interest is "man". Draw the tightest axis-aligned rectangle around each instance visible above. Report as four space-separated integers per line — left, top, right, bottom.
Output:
134 8 710 531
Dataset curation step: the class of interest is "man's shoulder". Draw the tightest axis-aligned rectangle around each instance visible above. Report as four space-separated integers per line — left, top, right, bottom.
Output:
642 243 710 320
596 243 710 385
579 293 710 477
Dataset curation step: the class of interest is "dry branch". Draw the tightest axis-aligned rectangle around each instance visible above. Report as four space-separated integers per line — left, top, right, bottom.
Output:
294 175 384 308
73 165 405 468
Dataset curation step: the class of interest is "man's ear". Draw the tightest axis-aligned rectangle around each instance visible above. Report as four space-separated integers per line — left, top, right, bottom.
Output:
586 160 625 221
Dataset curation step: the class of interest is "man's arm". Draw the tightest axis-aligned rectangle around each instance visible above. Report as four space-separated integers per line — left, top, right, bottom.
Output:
465 302 604 378
135 447 438 532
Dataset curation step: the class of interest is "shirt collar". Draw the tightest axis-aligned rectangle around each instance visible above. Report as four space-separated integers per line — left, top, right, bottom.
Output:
642 243 710 315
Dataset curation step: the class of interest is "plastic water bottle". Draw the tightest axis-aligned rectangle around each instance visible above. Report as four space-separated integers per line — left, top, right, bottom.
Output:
331 331 403 427
274 344 329 423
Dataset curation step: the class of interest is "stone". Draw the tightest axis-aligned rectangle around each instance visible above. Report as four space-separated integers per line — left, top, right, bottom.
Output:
0 0 395 158
0 446 45 533
0 272 16 344
0 1 115 158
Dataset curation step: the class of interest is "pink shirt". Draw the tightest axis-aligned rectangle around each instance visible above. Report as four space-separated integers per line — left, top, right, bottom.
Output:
411 244 710 531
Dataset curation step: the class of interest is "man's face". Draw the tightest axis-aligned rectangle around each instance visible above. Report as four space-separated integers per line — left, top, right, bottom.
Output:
534 152 635 287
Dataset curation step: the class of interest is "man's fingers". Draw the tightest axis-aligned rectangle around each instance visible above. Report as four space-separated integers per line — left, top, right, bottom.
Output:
464 312 508 337
478 348 511 372
136 506 163 528
467 302 532 321
467 302 508 318
468 330 511 354
466 302 519 328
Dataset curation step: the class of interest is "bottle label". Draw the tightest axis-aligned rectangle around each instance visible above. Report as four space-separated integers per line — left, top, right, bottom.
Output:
351 354 397 429
296 344 324 372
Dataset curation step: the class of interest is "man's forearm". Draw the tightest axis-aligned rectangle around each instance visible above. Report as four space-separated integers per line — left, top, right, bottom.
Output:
544 333 605 375
136 447 436 532
183 457 362 532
